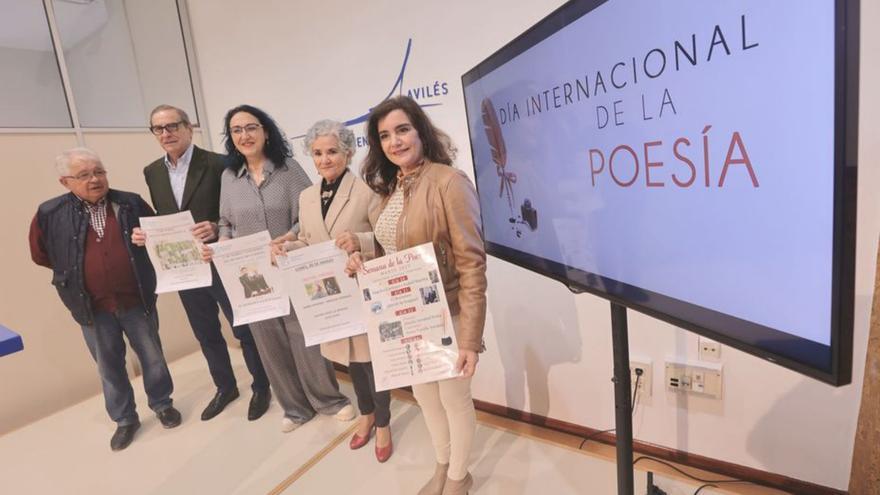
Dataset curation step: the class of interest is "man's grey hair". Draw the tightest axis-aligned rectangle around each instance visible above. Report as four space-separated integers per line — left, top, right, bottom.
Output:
303 119 356 161
55 147 103 176
149 104 192 126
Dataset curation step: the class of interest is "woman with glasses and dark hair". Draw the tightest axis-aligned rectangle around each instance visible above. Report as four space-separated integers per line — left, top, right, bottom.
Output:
204 104 355 432
348 96 487 495
273 119 394 462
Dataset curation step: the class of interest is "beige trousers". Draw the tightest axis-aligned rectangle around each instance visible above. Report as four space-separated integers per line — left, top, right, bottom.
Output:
412 375 476 481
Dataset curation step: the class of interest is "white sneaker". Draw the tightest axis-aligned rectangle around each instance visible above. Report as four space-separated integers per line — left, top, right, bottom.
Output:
280 417 301 433
333 404 356 422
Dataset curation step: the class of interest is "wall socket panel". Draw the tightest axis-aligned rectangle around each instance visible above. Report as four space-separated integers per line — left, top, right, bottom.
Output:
665 360 723 399
629 359 652 399
698 337 722 361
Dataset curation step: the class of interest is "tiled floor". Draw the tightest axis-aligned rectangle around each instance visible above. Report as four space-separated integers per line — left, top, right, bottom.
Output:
0 350 787 495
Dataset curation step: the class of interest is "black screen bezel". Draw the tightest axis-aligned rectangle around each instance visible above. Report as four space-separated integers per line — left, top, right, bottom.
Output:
461 0 858 386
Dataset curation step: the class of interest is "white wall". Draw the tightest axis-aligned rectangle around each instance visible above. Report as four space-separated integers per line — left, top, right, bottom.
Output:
185 0 879 489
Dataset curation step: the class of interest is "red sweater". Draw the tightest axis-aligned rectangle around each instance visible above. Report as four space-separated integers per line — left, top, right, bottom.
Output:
30 205 141 314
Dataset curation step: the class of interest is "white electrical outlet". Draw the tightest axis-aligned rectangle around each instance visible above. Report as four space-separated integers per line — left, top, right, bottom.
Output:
698 337 721 361
665 360 723 399
629 359 652 400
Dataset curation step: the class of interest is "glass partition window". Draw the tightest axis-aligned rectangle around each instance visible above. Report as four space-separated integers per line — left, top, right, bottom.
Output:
0 0 198 129
0 0 71 127
52 0 198 128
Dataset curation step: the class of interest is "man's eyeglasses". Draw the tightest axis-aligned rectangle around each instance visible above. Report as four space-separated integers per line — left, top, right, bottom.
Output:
150 121 185 135
230 123 262 136
64 170 108 182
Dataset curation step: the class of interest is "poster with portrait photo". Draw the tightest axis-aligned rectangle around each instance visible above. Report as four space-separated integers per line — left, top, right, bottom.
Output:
140 211 212 293
359 242 458 392
210 230 290 325
277 240 367 346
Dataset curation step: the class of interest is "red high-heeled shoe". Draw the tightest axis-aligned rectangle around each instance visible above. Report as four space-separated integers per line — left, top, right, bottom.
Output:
349 426 374 450
374 432 393 463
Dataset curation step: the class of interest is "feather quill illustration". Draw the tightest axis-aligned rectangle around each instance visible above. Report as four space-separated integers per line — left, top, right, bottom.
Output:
481 98 507 170
481 98 516 211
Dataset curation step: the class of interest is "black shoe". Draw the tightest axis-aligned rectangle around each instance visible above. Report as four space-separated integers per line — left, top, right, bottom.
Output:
157 406 182 428
201 388 240 421
110 422 140 451
248 389 271 421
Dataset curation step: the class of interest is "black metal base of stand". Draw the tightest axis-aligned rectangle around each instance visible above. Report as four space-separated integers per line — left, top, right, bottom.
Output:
646 472 668 495
610 301 635 495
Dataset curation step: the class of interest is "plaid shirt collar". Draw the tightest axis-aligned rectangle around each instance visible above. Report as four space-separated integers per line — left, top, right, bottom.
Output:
79 196 108 239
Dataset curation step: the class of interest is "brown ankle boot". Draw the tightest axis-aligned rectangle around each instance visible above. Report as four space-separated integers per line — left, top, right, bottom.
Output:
418 463 449 495
441 472 473 495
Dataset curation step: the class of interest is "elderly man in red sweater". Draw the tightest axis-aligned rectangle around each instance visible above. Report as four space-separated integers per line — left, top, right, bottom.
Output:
29 147 180 451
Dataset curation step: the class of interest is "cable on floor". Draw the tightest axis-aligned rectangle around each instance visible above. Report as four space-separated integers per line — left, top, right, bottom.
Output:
633 455 755 493
578 372 641 450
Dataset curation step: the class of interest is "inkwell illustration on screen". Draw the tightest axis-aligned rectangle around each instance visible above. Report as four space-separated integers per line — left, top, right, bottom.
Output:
481 98 538 238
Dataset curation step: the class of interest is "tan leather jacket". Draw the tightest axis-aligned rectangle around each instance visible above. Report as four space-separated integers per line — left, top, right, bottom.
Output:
369 162 487 352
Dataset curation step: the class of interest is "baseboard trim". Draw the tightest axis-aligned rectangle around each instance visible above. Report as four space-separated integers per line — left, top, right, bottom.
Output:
472 399 844 495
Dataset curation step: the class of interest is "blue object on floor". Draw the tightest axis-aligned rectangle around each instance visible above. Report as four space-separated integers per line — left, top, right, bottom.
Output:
0 325 23 356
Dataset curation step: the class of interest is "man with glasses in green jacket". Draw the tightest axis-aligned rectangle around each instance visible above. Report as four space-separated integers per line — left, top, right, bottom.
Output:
135 105 271 422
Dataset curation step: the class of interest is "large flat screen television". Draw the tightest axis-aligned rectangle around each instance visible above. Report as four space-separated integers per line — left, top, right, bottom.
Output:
462 0 858 385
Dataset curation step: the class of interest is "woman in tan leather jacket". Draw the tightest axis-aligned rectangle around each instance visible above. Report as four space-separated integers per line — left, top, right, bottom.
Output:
352 96 487 495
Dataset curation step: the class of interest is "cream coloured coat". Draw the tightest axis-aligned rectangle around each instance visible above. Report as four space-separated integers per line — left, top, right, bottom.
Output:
285 170 379 365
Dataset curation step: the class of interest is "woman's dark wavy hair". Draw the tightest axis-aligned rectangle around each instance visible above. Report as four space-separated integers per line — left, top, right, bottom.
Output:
362 96 454 196
222 104 292 171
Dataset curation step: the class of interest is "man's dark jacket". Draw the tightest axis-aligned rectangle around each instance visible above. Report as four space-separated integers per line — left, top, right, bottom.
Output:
34 190 157 326
143 146 228 221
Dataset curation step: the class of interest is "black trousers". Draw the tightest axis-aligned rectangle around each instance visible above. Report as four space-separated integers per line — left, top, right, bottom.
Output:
349 361 391 427
178 265 269 393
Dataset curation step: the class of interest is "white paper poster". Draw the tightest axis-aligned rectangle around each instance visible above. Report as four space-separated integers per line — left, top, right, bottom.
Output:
139 211 212 293
359 242 459 391
277 240 367 346
211 231 290 325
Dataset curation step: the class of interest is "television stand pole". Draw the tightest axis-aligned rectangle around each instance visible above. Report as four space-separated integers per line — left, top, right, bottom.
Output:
610 301 634 495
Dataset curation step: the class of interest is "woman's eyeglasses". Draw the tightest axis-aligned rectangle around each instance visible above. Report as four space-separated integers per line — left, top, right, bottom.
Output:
230 123 263 136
